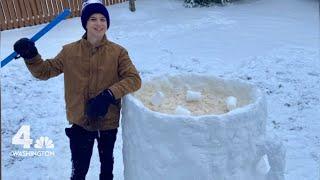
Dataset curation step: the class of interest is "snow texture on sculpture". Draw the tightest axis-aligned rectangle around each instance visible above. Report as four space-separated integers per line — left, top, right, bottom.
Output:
122 74 285 180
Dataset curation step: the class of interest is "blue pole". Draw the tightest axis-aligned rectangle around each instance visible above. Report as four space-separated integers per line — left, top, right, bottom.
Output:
1 9 71 68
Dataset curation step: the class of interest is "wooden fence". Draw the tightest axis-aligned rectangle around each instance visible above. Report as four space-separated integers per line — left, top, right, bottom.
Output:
0 0 128 31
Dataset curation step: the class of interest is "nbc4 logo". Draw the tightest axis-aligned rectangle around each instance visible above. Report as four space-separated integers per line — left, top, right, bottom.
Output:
34 136 54 149
12 125 54 149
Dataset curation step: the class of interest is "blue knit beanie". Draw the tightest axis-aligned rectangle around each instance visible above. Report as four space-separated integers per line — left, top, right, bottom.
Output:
81 0 110 30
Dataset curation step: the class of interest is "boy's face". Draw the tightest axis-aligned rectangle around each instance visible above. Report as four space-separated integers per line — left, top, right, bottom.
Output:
86 13 107 39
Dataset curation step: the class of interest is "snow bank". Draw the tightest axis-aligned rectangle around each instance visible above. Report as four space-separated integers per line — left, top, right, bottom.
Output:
122 74 285 180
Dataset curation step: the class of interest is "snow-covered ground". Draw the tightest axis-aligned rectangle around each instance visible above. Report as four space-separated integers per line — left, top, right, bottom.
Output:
1 0 319 179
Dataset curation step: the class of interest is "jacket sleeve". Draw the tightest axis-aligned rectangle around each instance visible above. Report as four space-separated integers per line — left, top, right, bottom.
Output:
24 47 65 80
109 48 141 99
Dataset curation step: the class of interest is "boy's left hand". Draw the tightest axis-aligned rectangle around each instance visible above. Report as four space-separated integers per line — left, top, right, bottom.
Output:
85 89 115 120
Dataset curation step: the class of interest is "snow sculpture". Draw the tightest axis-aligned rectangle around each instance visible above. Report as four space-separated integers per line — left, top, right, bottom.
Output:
122 74 285 180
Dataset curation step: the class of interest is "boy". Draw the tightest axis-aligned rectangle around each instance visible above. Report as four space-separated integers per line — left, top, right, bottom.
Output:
13 0 141 179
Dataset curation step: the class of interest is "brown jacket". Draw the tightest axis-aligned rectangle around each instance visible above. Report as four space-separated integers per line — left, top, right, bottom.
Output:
25 35 141 131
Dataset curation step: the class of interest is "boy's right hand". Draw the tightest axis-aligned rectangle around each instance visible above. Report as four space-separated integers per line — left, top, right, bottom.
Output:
13 38 38 59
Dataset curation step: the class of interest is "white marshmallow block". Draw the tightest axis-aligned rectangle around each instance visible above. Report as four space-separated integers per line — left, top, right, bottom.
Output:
175 105 191 115
186 90 202 102
150 91 165 106
226 96 237 111
256 154 271 175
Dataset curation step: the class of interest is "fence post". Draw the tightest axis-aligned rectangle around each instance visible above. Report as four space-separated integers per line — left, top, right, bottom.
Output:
30 0 40 25
24 0 35 26
0 1 6 30
2 1 12 29
7 1 19 28
62 0 70 9
76 0 81 16
129 0 135 12
13 0 24 27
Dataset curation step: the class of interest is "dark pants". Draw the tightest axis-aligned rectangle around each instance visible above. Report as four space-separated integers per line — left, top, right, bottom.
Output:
65 124 118 180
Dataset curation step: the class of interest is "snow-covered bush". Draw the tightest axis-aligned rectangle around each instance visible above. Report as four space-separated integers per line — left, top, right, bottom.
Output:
184 0 230 7
184 0 212 7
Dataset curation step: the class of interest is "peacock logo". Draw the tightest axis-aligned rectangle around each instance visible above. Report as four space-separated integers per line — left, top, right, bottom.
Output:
34 136 55 149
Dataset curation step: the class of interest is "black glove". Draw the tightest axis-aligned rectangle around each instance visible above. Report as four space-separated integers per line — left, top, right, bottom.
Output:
85 89 116 120
13 38 38 59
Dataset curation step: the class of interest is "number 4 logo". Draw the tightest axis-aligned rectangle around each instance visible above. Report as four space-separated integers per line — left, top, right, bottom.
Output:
12 125 33 149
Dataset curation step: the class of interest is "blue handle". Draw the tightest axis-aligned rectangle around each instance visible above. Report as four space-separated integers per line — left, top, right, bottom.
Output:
1 9 71 68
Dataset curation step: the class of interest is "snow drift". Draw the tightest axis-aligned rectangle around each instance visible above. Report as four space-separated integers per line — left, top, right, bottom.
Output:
122 74 285 180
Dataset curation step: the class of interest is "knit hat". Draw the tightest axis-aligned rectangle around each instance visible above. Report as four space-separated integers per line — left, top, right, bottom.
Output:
81 0 110 30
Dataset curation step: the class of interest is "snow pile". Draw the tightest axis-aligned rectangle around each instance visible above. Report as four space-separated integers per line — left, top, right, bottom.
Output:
122 74 285 180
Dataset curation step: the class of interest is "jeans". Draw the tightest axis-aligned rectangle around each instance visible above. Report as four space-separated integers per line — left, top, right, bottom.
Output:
65 124 118 180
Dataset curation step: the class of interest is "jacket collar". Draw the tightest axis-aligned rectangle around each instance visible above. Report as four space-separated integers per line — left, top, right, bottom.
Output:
81 33 110 48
